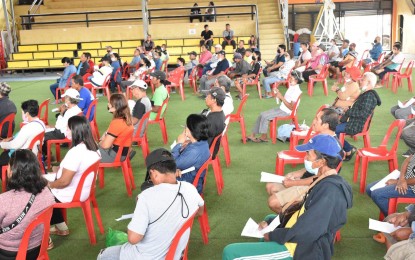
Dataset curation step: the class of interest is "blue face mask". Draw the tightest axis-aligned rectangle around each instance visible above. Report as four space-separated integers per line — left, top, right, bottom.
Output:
304 159 319 175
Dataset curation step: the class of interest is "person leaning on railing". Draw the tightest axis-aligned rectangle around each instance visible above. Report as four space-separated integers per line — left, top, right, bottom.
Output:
190 3 202 23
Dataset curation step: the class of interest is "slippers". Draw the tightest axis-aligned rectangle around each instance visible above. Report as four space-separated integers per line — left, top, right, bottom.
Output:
373 233 386 244
344 147 357 162
257 138 269 143
245 137 257 142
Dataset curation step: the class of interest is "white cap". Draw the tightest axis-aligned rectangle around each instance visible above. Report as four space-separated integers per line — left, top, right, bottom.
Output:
215 44 222 49
131 79 148 90
62 88 82 100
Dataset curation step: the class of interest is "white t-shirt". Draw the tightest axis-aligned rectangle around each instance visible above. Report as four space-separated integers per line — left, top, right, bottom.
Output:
328 45 340 61
223 94 234 117
55 105 82 135
280 84 302 115
299 50 312 62
91 65 113 87
121 181 204 260
51 143 101 203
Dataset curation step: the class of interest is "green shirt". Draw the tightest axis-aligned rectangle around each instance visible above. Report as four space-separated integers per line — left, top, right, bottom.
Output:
150 85 168 120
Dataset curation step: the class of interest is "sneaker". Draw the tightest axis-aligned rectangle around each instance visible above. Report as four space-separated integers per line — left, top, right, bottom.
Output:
47 237 54 250
403 150 414 158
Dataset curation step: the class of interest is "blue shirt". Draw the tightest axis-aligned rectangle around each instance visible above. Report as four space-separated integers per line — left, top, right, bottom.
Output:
59 65 77 88
111 61 122 83
172 140 210 194
78 87 94 121
369 43 383 60
130 56 141 67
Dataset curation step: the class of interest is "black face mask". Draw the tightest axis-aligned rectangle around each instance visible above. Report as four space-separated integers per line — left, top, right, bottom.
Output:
374 40 378 43
107 50 111 53
349 47 353 51
277 49 281 54
252 56 256 61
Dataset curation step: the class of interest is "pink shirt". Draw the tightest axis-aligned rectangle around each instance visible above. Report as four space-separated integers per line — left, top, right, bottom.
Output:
0 188 55 252
199 51 212 65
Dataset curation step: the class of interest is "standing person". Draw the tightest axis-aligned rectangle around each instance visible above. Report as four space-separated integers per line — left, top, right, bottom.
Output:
49 57 77 102
149 71 169 120
99 94 134 163
246 71 302 143
130 80 151 137
223 134 352 260
76 53 90 76
263 45 286 77
0 149 55 259
222 24 236 50
96 148 204 260
0 83 16 138
143 35 155 53
190 3 202 23
199 24 214 50
204 1 215 22
70 75 94 121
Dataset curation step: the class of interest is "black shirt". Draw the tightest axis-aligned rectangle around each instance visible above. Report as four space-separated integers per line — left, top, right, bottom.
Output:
0 96 16 138
206 110 225 159
235 47 246 56
132 99 146 120
143 40 154 51
201 30 214 41
248 62 261 78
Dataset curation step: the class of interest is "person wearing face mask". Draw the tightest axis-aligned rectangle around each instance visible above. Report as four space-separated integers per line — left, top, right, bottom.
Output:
294 42 311 73
223 134 352 260
362 36 383 68
227 52 250 80
109 53 123 93
172 114 210 194
335 72 381 161
0 100 45 168
330 66 361 113
89 56 113 89
45 116 100 246
263 44 286 77
120 58 152 95
49 57 77 102
234 50 262 100
302 43 329 82
101 46 113 61
166 57 186 93
262 53 295 98
372 43 404 81
265 108 340 213
328 43 358 79
215 75 234 117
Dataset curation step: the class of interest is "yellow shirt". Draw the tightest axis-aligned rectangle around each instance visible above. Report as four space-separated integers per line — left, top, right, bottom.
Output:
284 204 306 256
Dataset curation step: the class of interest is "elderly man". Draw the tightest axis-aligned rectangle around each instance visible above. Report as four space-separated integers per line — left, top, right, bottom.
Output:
223 134 352 260
227 52 250 79
0 83 16 138
201 44 223 76
335 72 381 161
199 50 229 96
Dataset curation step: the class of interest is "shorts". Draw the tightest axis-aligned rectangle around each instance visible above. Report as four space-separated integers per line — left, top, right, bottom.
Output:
275 185 309 206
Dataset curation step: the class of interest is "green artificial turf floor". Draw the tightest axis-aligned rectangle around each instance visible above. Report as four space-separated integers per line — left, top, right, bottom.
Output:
4 75 414 260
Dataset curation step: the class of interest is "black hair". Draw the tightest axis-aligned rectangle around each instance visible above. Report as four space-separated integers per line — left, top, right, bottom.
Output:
149 150 177 174
204 24 209 29
209 1 214 5
315 150 341 170
226 23 230 26
84 52 92 59
101 56 110 63
7 149 48 195
393 44 402 51
186 114 209 141
278 44 286 51
239 40 245 44
177 57 185 64
193 3 198 6
21 99 39 117
111 53 122 67
300 42 309 48
72 74 84 86
254 50 261 61
61 57 74 65
320 108 339 131
68 116 99 151
142 57 151 68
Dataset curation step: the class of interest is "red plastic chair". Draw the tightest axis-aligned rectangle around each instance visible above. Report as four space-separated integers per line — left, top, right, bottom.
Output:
208 134 224 195
98 128 135 197
91 74 111 102
55 73 76 104
54 160 104 244
230 94 249 144
221 115 231 167
242 68 262 99
188 66 199 94
38 98 50 126
164 210 198 260
0 113 15 138
46 137 72 170
148 98 169 144
15 206 53 260
353 119 406 193
83 73 92 86
166 68 186 101
269 94 302 144
371 52 386 68
132 111 151 160
162 59 169 73
382 58 405 89
122 63 140 80
271 68 293 90
339 113 373 149
392 60 414 93
85 99 99 141
308 64 329 96
357 50 370 70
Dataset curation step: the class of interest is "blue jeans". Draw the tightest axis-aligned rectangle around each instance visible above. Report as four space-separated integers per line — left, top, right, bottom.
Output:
335 122 352 152
155 59 162 71
262 76 284 93
366 180 415 216
202 62 212 75
50 83 60 99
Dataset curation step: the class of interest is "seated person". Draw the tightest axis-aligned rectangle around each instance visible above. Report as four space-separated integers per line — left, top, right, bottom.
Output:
190 3 202 23
198 45 213 78
166 57 186 93
200 44 222 76
143 35 154 53
367 154 415 217
199 50 229 96
330 66 361 114
391 97 415 120
85 52 95 75
234 50 262 99
0 83 16 138
401 117 415 158
227 52 250 79
215 76 234 116
97 148 204 260
109 53 123 93
101 46 113 61
160 44 170 63
42 89 82 157
221 23 236 50
328 43 358 79
263 44 286 77
335 72 381 161
76 53 90 76
223 134 351 260
120 58 151 94
99 94 134 163
129 48 141 69
204 2 215 22
152 47 162 71
129 80 151 137
262 53 295 98
172 114 210 194
70 75 94 121
49 57 77 101
362 36 383 67
293 42 311 73
0 100 45 167
199 24 214 50
327 39 340 63
302 43 329 82
246 71 302 143
248 35 257 49
89 57 113 88
46 116 100 245
235 40 246 56
373 43 404 81
244 48 253 64
0 150 55 259
266 108 340 213
149 71 169 120
184 51 199 77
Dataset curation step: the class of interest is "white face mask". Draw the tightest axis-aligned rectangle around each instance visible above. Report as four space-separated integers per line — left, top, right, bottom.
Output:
361 86 367 92
111 58 117 62
64 101 70 108
304 159 320 175
345 78 351 83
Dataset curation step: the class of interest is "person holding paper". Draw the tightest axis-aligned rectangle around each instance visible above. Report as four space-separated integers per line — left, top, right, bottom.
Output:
390 97 415 120
172 114 210 194
223 134 352 260
366 155 415 217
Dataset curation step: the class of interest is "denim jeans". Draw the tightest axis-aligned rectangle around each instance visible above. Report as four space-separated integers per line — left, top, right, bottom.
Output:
366 180 415 216
202 62 212 75
262 76 284 93
335 122 352 152
50 82 60 99
155 59 162 71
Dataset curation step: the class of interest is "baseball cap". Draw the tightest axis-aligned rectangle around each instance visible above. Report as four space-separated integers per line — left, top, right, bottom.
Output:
233 52 242 60
215 44 222 49
218 50 226 56
317 43 326 52
343 39 350 44
295 134 342 160
188 51 197 56
62 88 82 100
131 79 148 90
145 148 176 171
150 71 166 81
0 82 11 96
209 87 226 103
345 66 361 81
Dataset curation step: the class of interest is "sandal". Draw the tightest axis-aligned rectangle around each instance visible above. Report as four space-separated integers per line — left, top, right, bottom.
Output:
245 137 258 143
50 226 70 236
48 237 54 250
373 232 386 244
257 138 269 143
344 146 357 162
